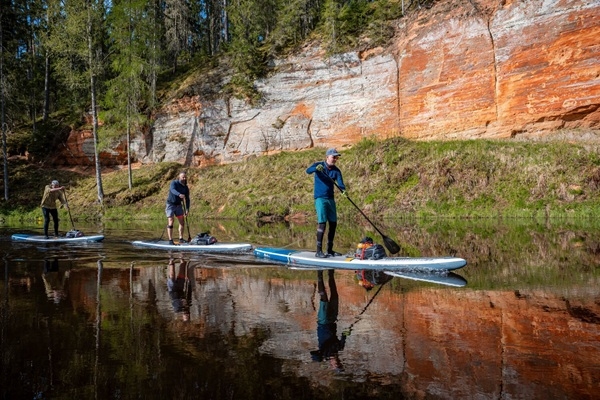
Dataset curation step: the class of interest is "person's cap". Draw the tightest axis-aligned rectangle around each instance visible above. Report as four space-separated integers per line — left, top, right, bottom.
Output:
326 148 341 157
51 180 59 186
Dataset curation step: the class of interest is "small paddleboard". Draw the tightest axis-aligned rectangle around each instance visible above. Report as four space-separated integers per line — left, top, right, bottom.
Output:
253 247 467 271
11 233 105 243
132 240 253 253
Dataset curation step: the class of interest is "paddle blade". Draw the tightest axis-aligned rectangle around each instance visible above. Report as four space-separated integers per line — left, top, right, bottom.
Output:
382 235 401 255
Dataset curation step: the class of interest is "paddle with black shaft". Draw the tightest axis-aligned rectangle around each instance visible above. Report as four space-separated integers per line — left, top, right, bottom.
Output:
62 189 78 233
182 199 192 243
317 170 401 254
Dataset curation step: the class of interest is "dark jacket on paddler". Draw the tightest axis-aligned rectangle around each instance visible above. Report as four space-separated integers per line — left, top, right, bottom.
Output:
306 161 346 199
166 179 190 209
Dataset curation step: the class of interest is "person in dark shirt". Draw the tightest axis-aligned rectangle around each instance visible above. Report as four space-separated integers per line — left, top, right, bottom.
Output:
165 172 190 245
306 149 347 258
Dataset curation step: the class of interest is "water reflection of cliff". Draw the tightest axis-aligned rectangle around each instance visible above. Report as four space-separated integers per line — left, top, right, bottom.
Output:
61 262 599 398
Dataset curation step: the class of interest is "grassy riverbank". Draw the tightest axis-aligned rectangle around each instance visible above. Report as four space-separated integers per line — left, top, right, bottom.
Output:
2 136 600 223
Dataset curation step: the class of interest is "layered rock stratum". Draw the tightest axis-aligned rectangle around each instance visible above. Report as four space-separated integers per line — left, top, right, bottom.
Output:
58 0 600 166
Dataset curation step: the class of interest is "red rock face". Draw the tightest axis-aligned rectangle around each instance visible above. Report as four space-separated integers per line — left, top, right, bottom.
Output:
56 0 600 166
52 129 129 166
492 1 600 135
396 0 600 139
396 14 498 139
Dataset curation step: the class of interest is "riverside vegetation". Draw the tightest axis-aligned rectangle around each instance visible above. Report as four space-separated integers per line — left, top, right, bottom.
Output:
3 135 600 289
2 134 600 224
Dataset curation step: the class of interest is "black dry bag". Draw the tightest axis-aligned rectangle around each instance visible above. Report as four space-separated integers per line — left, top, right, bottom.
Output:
65 230 84 238
191 232 218 245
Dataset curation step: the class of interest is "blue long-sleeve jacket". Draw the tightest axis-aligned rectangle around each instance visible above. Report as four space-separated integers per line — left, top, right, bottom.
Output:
306 161 346 199
166 179 190 209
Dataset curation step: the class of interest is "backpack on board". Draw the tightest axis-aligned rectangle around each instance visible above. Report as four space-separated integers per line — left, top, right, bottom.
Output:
354 237 387 260
65 229 84 238
191 232 218 245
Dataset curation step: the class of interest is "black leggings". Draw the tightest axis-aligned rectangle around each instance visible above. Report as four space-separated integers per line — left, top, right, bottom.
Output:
316 221 337 252
42 207 59 236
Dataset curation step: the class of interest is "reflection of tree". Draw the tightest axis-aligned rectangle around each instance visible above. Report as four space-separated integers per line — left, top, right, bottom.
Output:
94 260 102 398
2 259 405 398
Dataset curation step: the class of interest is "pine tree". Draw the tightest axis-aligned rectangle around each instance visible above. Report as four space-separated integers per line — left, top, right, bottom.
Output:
227 0 277 93
0 0 7 200
0 0 36 200
46 0 106 206
145 0 164 108
265 0 321 57
104 0 152 189
164 0 192 72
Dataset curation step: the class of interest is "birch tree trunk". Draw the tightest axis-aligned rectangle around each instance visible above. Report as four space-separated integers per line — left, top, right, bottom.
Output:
43 50 50 122
0 7 8 201
126 109 132 190
87 3 104 205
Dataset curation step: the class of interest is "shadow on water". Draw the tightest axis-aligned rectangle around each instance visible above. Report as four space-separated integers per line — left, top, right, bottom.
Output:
1 218 599 399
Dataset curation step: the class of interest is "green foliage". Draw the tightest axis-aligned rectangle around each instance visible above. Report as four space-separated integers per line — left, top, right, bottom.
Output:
263 0 321 56
3 0 425 164
4 137 600 224
101 0 154 153
224 0 277 97
4 0 599 223
319 0 405 54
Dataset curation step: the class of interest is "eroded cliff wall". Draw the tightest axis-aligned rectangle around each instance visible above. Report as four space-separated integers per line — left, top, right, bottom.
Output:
397 0 600 139
58 0 600 166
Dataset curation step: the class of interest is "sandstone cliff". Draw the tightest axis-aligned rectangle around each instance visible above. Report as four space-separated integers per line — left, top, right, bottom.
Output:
59 0 600 166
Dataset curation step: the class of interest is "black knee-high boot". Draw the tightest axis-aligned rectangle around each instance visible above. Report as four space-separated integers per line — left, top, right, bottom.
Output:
326 222 341 256
316 223 327 257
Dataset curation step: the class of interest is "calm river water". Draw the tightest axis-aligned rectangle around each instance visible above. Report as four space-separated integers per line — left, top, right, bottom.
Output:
1 218 599 399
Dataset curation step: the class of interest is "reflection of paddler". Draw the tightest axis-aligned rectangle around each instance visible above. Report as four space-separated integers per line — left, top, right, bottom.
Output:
310 269 346 372
42 259 69 304
167 258 194 321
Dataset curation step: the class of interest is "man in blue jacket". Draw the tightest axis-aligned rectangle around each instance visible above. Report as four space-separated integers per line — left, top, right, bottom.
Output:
165 171 190 245
306 148 346 258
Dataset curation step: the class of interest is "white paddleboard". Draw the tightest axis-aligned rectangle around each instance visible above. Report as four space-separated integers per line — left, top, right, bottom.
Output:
254 247 467 271
132 240 252 253
11 233 105 243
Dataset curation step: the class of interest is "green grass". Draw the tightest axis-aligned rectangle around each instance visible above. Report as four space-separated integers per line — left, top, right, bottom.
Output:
2 136 600 222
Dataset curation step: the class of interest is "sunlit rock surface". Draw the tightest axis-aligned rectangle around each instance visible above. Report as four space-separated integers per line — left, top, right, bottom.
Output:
61 0 600 166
